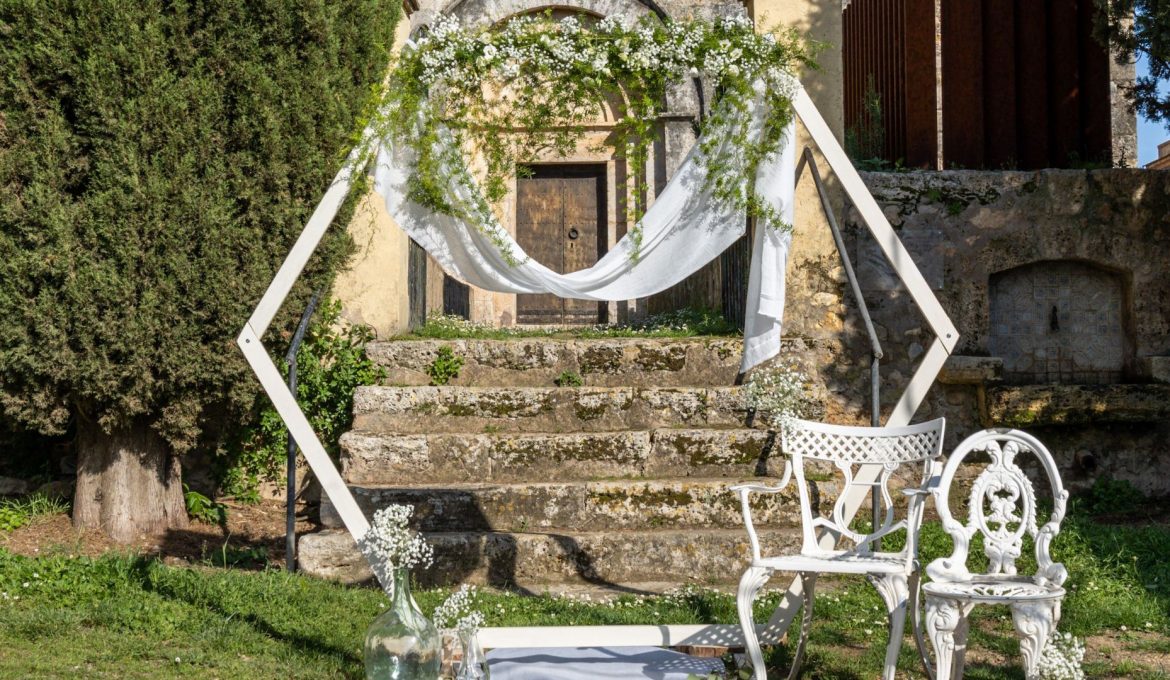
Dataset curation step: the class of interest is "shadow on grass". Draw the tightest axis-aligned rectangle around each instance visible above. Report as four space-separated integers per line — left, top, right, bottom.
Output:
126 553 364 673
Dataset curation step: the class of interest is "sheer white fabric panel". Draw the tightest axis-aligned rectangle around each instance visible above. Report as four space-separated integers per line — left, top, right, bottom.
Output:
372 92 795 372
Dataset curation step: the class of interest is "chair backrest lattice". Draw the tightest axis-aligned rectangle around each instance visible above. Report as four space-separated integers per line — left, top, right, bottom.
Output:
781 418 945 560
926 429 1069 587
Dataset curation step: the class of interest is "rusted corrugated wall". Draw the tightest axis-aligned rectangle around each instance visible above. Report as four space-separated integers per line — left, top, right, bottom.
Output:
941 0 1112 169
843 0 938 167
844 0 1113 169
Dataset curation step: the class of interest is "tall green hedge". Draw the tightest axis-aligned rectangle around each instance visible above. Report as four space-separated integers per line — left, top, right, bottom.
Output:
0 0 400 450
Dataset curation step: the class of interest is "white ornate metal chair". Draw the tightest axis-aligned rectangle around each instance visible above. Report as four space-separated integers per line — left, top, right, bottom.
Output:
920 428 1069 680
732 417 946 680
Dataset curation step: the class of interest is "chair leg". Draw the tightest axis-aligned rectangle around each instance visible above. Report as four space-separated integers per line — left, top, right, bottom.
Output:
1010 599 1060 680
786 572 816 680
951 605 971 680
924 596 973 680
737 566 773 680
908 572 933 680
870 573 909 680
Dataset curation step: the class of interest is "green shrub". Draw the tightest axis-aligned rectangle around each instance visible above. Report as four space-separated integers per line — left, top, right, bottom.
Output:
222 299 384 500
1073 476 1144 516
427 346 465 386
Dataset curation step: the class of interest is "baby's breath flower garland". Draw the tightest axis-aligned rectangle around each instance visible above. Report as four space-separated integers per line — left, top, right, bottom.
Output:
369 12 815 262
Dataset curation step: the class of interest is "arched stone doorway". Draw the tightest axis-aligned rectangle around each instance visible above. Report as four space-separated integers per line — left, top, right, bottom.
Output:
407 0 743 327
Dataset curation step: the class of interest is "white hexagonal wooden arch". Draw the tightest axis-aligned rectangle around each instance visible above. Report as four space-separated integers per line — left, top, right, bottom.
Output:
237 83 959 649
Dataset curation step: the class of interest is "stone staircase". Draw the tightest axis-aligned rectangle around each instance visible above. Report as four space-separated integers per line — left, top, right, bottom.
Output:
299 338 817 592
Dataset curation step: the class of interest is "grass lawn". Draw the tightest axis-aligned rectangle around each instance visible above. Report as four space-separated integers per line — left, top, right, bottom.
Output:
0 504 1167 679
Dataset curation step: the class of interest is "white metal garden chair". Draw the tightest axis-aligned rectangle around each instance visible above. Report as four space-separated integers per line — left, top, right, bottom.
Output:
920 428 1069 680
732 417 946 680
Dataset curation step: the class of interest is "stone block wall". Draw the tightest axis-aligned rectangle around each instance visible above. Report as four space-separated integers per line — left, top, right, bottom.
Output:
780 169 1170 496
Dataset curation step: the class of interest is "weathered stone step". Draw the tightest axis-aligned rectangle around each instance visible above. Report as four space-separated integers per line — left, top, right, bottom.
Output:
369 338 742 388
340 428 782 484
319 478 819 532
352 386 751 434
299 527 801 588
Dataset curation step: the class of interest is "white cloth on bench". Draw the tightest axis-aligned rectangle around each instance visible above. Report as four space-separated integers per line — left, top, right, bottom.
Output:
486 646 727 680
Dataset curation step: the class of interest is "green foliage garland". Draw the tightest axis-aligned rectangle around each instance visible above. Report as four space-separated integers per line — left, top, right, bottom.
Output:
370 12 816 262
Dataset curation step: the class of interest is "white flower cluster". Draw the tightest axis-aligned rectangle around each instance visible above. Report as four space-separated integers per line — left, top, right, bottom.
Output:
744 362 808 428
358 504 434 592
408 11 791 90
1036 631 1086 680
432 584 485 636
381 11 808 262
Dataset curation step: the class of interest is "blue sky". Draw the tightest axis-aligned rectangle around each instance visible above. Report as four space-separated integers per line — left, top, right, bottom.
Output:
1137 54 1169 165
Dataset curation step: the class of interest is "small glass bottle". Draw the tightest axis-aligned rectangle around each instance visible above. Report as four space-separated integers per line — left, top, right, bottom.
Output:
456 629 490 680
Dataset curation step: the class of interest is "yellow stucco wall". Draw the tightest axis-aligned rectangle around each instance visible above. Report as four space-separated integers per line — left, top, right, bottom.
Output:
332 18 413 338
333 1 845 338
749 0 848 344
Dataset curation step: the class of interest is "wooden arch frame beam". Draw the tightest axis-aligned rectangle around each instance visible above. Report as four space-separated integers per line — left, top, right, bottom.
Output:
237 83 959 649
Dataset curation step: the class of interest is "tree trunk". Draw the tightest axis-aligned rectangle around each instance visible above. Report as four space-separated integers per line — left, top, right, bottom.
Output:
73 419 188 543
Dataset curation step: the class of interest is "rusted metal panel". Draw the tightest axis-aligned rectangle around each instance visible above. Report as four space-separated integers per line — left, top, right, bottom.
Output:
981 0 1017 168
903 0 938 167
850 0 1114 169
1078 0 1113 163
1015 0 1051 168
1048 0 1083 167
845 0 937 167
941 0 985 168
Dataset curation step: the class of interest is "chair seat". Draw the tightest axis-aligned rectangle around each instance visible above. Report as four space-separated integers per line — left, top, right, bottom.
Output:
924 575 1065 603
755 551 908 575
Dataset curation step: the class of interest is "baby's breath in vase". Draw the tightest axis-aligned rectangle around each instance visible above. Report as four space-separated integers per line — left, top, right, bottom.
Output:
434 585 489 679
360 505 440 680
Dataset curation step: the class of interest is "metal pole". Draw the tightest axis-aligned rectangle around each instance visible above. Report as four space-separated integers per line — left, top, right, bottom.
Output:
797 147 885 547
284 288 323 573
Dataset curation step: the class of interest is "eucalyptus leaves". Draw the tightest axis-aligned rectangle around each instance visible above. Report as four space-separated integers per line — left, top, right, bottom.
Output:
370 12 814 262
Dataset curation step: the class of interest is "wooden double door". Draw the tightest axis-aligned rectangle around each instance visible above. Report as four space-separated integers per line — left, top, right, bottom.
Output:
515 165 608 325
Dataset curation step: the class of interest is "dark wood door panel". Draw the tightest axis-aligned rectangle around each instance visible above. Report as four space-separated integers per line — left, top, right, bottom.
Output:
562 177 600 323
516 168 606 325
517 177 566 324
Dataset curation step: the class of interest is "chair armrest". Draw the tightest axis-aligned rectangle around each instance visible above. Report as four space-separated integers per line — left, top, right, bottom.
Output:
730 462 791 563
730 462 792 496
730 483 788 494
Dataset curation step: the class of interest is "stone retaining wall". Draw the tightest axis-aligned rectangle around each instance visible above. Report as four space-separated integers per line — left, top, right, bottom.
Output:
783 169 1170 496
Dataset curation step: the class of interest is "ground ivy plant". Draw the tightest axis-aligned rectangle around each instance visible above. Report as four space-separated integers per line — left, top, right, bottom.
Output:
368 12 815 262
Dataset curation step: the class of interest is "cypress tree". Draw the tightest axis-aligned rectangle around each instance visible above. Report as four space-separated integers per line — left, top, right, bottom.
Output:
0 0 399 540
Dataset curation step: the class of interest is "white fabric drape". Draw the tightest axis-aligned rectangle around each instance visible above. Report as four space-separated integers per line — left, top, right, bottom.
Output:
372 87 795 373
